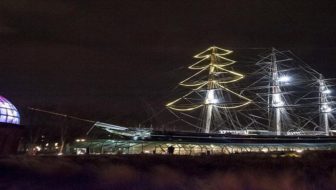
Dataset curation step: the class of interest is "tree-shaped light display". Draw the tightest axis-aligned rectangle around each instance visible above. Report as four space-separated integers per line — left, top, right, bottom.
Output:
166 46 251 133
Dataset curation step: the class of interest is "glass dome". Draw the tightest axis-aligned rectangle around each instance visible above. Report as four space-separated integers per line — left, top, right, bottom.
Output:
0 96 20 125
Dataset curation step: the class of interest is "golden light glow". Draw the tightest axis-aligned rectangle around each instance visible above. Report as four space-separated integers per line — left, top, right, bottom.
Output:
166 46 251 112
213 65 244 77
213 65 245 83
193 46 233 58
216 83 251 102
180 63 244 86
179 67 209 87
188 57 210 70
189 48 236 70
167 104 204 111
179 81 208 87
214 101 251 109
166 83 208 111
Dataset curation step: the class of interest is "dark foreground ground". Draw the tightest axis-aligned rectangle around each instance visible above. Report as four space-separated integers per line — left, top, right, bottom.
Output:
1 151 336 190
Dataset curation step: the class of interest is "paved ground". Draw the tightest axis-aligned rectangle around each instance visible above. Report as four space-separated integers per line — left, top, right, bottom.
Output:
0 151 336 190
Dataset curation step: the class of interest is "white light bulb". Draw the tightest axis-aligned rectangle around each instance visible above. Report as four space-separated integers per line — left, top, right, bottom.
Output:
205 90 218 104
323 89 331 94
279 76 291 82
322 105 332 113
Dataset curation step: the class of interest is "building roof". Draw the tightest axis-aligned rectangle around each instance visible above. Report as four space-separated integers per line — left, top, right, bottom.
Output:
0 96 20 125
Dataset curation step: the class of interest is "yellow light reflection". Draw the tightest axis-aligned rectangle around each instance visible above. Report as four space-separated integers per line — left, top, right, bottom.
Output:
166 46 251 112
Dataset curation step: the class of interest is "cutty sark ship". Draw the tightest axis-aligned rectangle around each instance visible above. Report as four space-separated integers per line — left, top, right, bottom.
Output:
74 46 336 155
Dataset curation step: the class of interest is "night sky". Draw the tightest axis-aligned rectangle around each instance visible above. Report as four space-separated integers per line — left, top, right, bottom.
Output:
1 0 336 125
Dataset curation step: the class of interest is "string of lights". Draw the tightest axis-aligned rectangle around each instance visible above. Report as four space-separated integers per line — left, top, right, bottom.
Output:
166 46 251 133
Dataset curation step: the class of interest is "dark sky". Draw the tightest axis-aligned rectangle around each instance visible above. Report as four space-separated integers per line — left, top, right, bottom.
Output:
1 0 336 124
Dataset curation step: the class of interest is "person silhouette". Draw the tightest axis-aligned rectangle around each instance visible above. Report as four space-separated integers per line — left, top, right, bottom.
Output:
167 145 175 155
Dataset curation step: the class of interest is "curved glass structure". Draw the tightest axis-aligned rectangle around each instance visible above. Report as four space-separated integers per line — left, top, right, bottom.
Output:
0 96 20 125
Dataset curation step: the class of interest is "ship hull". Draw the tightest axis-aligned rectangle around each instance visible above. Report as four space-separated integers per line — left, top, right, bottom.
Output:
146 131 336 144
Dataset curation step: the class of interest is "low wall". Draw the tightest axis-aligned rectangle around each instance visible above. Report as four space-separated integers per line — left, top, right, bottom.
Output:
0 124 24 154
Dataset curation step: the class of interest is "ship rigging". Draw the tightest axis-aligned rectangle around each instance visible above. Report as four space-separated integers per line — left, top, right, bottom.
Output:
71 46 336 155
166 46 335 136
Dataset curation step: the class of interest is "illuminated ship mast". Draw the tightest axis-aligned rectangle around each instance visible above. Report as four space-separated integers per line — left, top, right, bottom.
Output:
319 74 332 136
270 48 288 135
246 48 295 136
166 46 251 133
248 48 336 136
204 52 216 133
